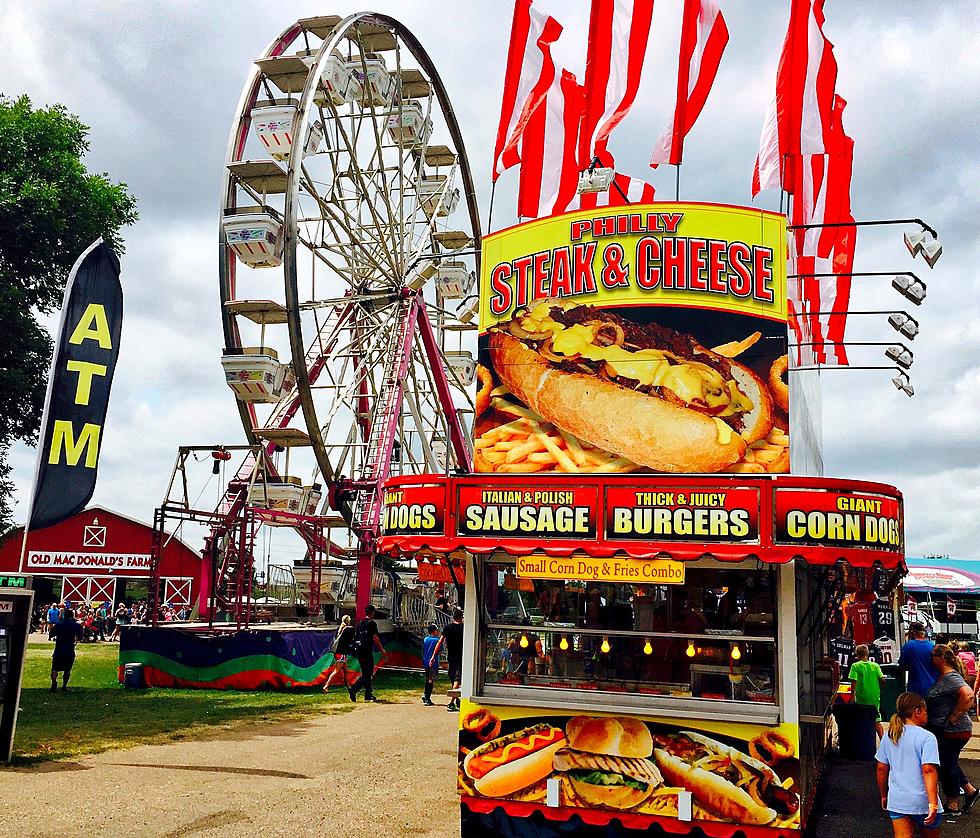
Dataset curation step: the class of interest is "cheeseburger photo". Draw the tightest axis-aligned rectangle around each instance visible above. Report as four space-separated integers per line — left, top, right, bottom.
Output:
487 300 775 473
553 716 663 810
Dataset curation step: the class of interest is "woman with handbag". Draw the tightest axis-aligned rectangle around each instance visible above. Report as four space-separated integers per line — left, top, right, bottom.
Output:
323 615 354 692
925 644 979 817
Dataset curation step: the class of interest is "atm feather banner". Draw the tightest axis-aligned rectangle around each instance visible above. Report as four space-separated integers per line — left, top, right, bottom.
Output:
26 239 122 532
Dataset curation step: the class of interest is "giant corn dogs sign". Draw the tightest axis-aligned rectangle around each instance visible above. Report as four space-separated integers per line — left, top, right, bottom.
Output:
475 203 791 477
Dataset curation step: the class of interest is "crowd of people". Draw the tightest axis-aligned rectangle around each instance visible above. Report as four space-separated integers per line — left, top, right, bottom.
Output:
35 600 191 640
871 622 979 836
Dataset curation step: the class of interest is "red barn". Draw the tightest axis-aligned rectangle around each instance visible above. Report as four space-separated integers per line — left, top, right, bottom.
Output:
0 506 203 609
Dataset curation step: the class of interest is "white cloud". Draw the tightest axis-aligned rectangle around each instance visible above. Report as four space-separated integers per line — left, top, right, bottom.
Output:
4 0 979 564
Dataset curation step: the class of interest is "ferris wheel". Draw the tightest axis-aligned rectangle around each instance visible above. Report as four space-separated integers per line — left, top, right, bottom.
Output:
217 13 480 610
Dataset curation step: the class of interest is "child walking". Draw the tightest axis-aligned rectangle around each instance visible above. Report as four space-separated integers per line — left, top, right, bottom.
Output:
849 644 886 738
422 623 440 706
876 692 942 837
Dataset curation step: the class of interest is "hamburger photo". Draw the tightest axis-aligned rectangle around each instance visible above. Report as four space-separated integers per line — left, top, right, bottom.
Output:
553 716 663 810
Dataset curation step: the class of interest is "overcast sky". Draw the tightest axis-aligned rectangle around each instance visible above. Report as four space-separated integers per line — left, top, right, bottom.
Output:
2 0 977 565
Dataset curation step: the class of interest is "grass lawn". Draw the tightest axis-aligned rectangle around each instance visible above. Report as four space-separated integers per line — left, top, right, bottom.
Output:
9 640 429 766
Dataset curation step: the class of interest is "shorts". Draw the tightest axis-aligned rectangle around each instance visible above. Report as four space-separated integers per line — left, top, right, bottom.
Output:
448 660 462 684
52 652 75 673
888 811 942 828
424 665 439 681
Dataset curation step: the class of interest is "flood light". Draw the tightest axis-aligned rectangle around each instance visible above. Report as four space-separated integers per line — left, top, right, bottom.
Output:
888 312 919 340
730 644 742 661
920 236 943 268
559 636 569 651
904 229 926 257
892 275 927 305
643 639 653 655
600 637 611 654
686 640 696 658
519 633 529 648
892 372 914 397
885 345 913 370
577 166 615 194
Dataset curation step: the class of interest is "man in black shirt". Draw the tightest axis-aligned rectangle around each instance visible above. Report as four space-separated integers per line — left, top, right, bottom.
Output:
49 609 83 692
433 608 464 711
349 604 386 702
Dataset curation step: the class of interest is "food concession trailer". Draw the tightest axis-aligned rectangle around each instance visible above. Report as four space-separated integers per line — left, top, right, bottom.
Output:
377 202 907 836
378 473 904 837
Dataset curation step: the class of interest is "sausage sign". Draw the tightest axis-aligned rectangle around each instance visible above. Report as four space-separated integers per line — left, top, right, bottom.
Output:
25 240 123 534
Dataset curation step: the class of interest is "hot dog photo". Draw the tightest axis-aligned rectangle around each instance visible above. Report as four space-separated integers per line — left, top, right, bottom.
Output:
457 706 801 829
475 300 790 476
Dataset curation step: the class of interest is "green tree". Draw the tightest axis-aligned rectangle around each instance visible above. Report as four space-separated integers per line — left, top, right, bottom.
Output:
0 95 137 528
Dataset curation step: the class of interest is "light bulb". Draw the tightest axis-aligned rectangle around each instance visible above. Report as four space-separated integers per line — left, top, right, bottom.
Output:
600 637 611 654
559 636 569 651
519 633 529 648
731 644 741 661
643 639 653 655
686 641 696 658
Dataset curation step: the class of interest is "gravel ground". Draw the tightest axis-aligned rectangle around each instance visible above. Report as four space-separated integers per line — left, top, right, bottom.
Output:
0 698 461 838
2 703 978 838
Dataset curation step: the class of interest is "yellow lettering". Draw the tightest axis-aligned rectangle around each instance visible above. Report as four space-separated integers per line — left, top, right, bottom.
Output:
66 360 108 406
68 304 112 349
48 420 101 468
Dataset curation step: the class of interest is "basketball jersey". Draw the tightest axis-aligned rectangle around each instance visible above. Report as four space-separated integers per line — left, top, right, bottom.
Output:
849 601 874 645
830 634 856 670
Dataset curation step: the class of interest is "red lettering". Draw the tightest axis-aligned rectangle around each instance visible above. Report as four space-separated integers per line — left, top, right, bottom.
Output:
662 238 686 289
728 242 753 297
489 264 513 315
512 255 533 308
636 237 661 289
688 238 707 291
532 252 549 301
596 216 616 236
573 242 597 294
752 246 774 302
570 220 592 242
708 240 727 294
661 213 683 233
550 247 573 297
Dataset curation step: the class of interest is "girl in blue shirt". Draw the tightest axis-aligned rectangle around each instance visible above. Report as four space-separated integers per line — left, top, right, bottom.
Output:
876 692 942 836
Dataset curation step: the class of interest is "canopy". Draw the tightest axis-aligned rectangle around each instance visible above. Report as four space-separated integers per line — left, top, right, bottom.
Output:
904 559 980 594
377 474 905 569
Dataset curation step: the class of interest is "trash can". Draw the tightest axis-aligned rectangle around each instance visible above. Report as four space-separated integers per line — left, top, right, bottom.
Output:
833 702 878 760
880 668 903 719
123 662 145 689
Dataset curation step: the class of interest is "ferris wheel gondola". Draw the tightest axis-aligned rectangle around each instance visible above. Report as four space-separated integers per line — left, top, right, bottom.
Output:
216 13 480 616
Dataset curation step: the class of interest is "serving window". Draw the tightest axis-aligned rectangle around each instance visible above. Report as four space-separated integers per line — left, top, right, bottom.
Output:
478 557 778 710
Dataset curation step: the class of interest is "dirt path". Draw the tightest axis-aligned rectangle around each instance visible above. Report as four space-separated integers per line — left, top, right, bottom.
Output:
0 698 460 838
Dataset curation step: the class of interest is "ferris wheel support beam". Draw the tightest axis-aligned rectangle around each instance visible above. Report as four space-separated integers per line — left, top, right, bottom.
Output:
417 312 473 472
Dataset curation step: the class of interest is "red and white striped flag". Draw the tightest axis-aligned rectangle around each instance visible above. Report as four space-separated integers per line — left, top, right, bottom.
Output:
650 0 729 167
789 97 855 365
752 0 839 196
518 69 584 219
492 0 563 182
578 0 655 168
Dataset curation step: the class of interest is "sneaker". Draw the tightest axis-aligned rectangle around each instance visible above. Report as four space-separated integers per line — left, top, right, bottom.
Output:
447 702 459 712
964 790 979 813
50 685 57 693
60 686 68 692
347 688 356 702
365 696 378 702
